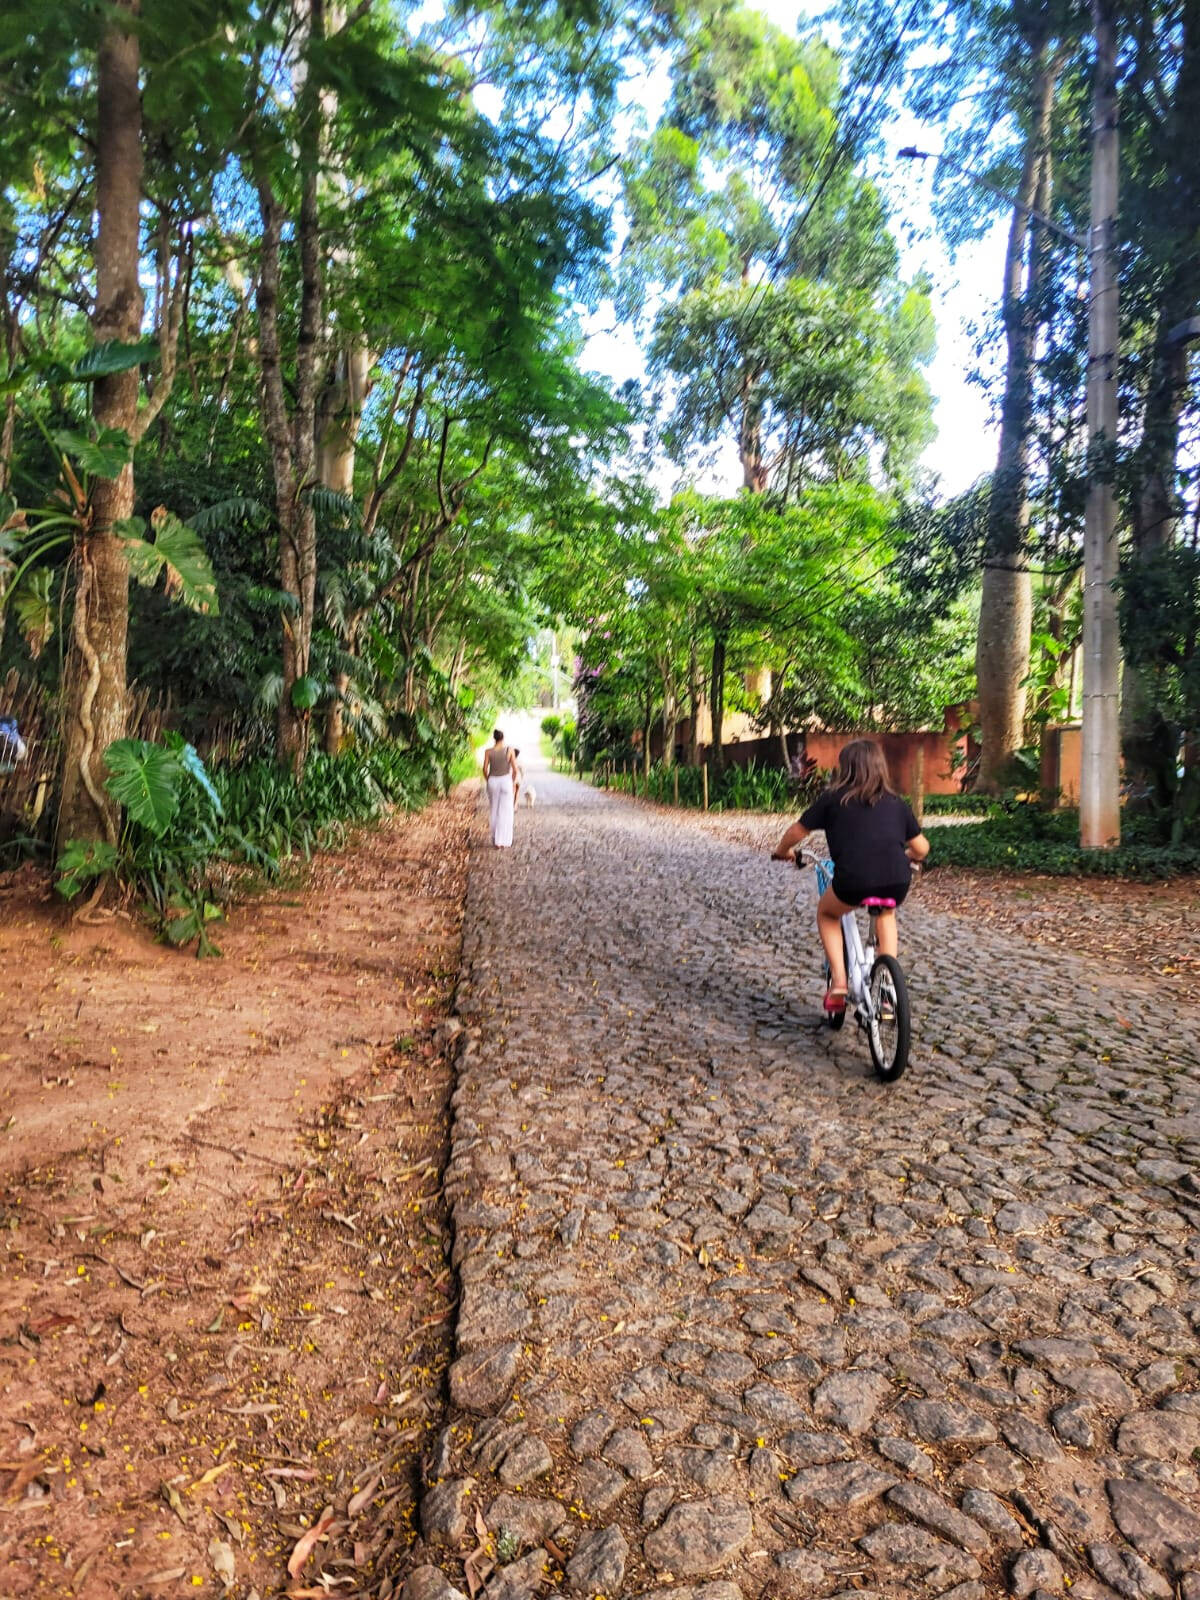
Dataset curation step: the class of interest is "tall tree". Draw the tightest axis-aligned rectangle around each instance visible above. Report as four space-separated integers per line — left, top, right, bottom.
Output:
975 34 1062 792
1 0 247 843
56 0 144 846
1118 1 1200 804
621 2 934 501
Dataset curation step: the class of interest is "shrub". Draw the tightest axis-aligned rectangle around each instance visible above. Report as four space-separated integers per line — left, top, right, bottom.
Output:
54 736 444 951
920 793 995 816
599 757 804 812
713 760 792 811
928 805 1200 879
541 714 561 740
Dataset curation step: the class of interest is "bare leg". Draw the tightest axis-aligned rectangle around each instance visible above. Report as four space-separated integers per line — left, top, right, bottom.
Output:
874 909 898 959
817 884 856 992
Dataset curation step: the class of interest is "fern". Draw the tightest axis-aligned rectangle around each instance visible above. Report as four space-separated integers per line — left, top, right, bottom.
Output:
304 485 360 527
187 497 268 534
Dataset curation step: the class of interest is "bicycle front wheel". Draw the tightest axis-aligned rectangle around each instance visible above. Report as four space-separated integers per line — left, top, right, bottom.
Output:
867 954 910 1081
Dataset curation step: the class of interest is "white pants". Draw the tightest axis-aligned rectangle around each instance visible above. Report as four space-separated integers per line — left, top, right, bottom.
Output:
487 774 514 847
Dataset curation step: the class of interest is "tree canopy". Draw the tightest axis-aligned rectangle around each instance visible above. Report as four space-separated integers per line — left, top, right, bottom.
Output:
0 0 1197 889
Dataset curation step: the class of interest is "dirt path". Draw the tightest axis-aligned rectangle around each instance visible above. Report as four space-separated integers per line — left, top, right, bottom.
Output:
0 787 474 1599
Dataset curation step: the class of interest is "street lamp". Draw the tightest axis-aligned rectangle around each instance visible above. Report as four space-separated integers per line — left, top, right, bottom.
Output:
899 42 1120 850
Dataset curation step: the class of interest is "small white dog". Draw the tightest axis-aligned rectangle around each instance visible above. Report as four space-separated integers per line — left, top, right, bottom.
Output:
523 783 537 807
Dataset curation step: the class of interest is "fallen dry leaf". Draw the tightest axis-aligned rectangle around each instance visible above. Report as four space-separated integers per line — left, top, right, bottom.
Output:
193 1461 234 1488
214 1510 244 1546
346 1474 380 1518
160 1480 189 1525
208 1535 236 1591
139 1567 187 1588
286 1507 334 1580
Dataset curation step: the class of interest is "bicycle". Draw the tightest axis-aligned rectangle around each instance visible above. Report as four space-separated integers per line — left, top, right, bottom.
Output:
801 849 911 1082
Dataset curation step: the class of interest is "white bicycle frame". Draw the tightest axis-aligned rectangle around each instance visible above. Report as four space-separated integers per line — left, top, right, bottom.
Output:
810 854 879 1020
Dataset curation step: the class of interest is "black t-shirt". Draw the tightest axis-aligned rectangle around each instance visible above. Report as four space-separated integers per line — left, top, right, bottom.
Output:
800 788 921 891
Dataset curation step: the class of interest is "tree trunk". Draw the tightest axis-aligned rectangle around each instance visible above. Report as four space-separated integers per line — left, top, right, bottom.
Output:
686 636 701 766
974 47 1056 794
1133 302 1190 555
709 629 727 776
316 343 370 492
659 675 677 768
1130 0 1200 554
1080 0 1122 849
0 240 18 496
739 372 768 493
254 0 324 776
317 345 370 755
58 1 143 847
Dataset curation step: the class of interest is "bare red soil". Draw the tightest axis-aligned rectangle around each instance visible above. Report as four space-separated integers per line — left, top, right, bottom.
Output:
0 789 473 1599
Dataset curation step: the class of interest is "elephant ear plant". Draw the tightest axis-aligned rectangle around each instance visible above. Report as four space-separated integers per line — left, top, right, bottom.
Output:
55 734 230 956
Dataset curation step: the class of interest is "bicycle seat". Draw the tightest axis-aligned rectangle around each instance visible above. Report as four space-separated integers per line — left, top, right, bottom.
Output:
861 896 897 911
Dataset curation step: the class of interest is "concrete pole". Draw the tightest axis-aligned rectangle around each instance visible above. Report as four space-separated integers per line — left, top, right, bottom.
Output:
1080 0 1122 848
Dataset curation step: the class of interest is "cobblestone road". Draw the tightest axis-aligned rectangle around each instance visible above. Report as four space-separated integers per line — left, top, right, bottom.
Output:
409 770 1200 1600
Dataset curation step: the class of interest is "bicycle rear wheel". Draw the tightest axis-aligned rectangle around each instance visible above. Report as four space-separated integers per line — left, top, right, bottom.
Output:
866 954 910 1081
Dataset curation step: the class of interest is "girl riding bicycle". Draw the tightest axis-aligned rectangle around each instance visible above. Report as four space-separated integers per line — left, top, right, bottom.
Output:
772 739 930 1014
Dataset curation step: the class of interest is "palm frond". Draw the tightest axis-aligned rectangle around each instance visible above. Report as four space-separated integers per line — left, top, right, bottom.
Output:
188 497 269 534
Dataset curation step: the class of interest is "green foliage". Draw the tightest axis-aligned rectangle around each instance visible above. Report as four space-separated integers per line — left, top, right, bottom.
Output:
290 675 322 711
10 566 54 659
54 838 120 898
921 793 994 816
121 510 220 616
1119 546 1200 841
928 807 1200 879
621 2 934 495
540 714 561 740
71 339 158 380
103 739 184 837
55 734 448 952
50 427 132 479
601 757 821 813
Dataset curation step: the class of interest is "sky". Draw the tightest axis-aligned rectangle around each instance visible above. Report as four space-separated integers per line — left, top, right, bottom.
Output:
578 0 1008 502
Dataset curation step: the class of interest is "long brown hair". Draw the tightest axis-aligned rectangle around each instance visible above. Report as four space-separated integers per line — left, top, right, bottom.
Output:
831 738 895 806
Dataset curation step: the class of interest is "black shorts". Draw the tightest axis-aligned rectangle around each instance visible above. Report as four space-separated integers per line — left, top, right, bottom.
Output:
831 874 910 909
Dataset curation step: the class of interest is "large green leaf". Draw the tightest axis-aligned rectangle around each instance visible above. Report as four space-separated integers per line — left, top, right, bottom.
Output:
291 675 321 710
51 427 132 478
163 893 224 957
55 839 120 900
103 739 182 837
164 730 224 817
122 510 219 616
71 338 158 381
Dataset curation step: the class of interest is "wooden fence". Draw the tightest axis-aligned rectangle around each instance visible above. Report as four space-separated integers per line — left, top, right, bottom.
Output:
0 669 53 841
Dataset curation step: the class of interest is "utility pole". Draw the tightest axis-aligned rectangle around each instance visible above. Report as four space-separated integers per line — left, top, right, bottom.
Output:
1081 0 1121 848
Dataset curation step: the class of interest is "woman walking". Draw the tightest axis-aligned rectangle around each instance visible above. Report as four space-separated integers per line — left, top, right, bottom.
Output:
483 728 516 848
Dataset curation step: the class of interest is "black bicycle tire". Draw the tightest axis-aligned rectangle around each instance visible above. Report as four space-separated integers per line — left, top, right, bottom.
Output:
867 954 910 1081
